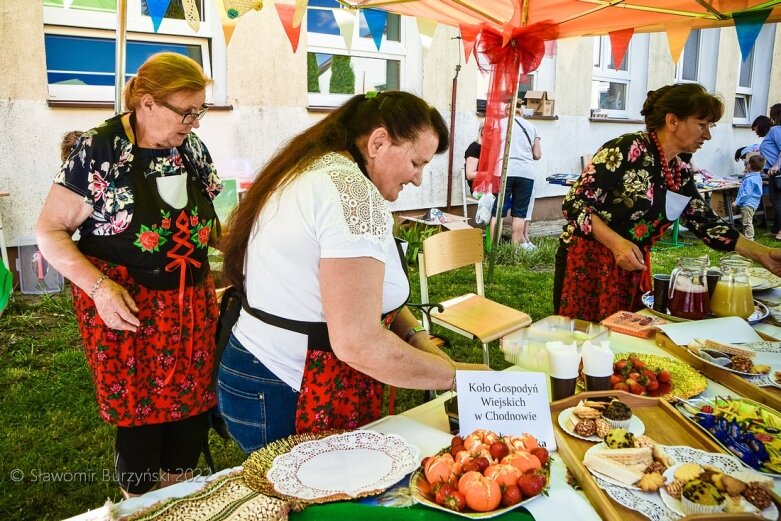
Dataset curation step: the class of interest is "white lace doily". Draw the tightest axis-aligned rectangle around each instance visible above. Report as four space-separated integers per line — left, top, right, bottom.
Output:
588 445 752 521
267 430 419 500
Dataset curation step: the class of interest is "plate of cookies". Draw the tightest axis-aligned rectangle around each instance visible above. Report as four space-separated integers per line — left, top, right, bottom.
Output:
659 457 778 518
558 399 645 442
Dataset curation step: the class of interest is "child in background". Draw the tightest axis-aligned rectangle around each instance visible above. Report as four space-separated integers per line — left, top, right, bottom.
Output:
60 130 83 162
733 154 766 240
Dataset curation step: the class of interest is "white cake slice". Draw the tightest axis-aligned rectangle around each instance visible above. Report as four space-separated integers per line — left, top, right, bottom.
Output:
584 453 644 486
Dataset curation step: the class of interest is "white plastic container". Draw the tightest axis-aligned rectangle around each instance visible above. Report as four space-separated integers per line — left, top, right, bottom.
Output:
15 236 63 295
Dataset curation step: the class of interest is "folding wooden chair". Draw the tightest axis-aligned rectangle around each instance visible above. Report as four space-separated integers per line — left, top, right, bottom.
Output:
418 228 532 366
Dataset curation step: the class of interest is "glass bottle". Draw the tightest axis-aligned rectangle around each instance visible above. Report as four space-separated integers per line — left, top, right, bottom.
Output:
668 256 710 320
710 253 754 319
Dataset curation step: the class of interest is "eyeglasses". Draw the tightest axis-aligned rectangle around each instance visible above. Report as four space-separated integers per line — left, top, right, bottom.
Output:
157 99 208 125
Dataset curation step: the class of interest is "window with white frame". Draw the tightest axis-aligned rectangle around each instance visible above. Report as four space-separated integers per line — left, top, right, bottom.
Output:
591 35 631 118
734 45 755 123
676 29 701 82
42 0 222 104
306 0 410 107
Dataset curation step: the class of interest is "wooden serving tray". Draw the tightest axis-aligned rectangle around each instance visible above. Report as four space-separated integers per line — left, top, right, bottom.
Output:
551 390 781 520
655 332 781 412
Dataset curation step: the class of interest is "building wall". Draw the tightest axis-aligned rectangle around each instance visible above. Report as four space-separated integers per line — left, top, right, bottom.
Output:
0 0 778 250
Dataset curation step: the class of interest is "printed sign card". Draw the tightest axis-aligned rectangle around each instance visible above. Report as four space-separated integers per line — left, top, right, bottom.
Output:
456 371 556 450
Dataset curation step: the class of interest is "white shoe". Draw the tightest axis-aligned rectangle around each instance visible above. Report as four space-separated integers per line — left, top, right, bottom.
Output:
519 242 537 250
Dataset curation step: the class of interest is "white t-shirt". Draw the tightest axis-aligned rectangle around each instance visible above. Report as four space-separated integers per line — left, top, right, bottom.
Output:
508 117 539 180
233 153 409 390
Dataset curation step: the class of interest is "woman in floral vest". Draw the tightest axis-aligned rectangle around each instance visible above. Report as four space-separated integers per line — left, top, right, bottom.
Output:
36 53 221 497
554 83 781 322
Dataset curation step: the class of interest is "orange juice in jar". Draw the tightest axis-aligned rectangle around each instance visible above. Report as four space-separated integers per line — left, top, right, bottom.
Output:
710 253 754 319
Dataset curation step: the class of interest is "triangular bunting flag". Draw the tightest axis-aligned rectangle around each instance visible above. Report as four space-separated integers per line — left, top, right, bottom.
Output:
333 8 356 51
276 3 303 53
363 8 388 51
146 0 172 33
459 23 481 64
556 36 580 75
608 28 634 70
293 0 307 28
63 0 74 9
734 9 771 61
416 18 437 51
664 23 691 65
224 0 264 20
215 0 238 45
182 0 201 32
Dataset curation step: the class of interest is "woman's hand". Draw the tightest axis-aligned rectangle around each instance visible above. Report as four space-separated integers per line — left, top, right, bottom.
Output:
93 279 140 332
757 248 781 277
611 237 646 271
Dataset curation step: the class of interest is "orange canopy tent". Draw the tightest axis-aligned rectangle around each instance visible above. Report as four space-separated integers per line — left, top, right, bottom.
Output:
337 0 781 38
331 0 781 273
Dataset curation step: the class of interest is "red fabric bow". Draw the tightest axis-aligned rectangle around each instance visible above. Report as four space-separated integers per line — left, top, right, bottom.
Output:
474 22 559 194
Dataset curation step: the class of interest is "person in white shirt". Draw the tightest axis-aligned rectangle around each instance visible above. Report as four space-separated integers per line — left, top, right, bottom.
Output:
216 91 488 454
490 99 542 249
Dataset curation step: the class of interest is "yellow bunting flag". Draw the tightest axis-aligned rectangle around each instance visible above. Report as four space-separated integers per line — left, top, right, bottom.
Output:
182 0 200 32
215 0 238 45
275 3 302 53
293 0 307 28
665 22 691 65
333 8 356 51
416 18 437 51
556 36 580 75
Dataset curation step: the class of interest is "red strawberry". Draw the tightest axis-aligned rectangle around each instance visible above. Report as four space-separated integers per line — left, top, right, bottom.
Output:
631 358 646 370
612 382 629 392
645 379 659 391
489 441 510 462
658 381 673 395
610 374 624 386
501 484 523 507
628 382 646 395
657 369 672 383
646 388 661 397
436 483 466 512
530 447 549 467
517 473 546 499
614 360 629 372
473 456 491 473
628 372 641 381
461 459 480 474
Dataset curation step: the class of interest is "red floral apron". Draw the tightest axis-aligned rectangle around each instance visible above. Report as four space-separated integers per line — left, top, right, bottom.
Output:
294 310 400 433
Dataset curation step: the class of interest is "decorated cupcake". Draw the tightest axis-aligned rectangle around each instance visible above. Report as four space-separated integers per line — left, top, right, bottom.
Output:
681 479 726 515
602 400 633 429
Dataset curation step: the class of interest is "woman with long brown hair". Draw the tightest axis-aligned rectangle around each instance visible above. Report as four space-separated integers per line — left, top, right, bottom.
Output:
218 91 487 453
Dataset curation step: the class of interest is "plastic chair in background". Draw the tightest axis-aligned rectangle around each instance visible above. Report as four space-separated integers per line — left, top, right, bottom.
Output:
417 227 532 366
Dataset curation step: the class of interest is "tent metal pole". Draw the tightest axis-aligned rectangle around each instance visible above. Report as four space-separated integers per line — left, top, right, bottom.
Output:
487 55 523 281
114 0 127 115
446 64 461 211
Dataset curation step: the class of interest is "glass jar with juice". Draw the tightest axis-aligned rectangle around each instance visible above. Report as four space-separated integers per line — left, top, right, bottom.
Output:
668 256 710 320
710 253 754 319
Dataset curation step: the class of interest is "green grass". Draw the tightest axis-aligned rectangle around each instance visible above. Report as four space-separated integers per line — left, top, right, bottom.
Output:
0 228 774 519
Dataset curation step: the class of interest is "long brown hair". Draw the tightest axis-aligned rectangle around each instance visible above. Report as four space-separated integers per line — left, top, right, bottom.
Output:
641 83 723 130
220 91 449 288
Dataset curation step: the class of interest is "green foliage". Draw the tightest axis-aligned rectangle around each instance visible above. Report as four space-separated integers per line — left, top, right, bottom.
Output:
329 55 355 95
394 221 437 266
306 52 320 93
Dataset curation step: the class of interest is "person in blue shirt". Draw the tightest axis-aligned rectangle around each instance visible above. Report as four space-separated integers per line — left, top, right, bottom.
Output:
734 154 766 240
760 104 781 239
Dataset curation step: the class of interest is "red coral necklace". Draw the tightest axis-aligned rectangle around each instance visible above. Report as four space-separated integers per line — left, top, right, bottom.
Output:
649 131 681 191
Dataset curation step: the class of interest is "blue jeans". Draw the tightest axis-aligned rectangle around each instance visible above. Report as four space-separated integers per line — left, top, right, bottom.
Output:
216 334 298 454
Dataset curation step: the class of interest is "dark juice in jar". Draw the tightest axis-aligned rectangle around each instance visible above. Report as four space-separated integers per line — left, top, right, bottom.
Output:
667 287 710 319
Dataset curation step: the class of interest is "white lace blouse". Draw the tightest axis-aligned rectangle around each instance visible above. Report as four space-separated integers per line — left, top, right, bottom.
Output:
233 152 409 390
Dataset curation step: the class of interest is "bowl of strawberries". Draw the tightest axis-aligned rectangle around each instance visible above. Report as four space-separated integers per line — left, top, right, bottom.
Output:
410 429 550 518
606 353 707 400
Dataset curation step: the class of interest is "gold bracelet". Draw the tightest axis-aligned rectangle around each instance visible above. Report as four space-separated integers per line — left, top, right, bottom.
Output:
88 274 109 300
